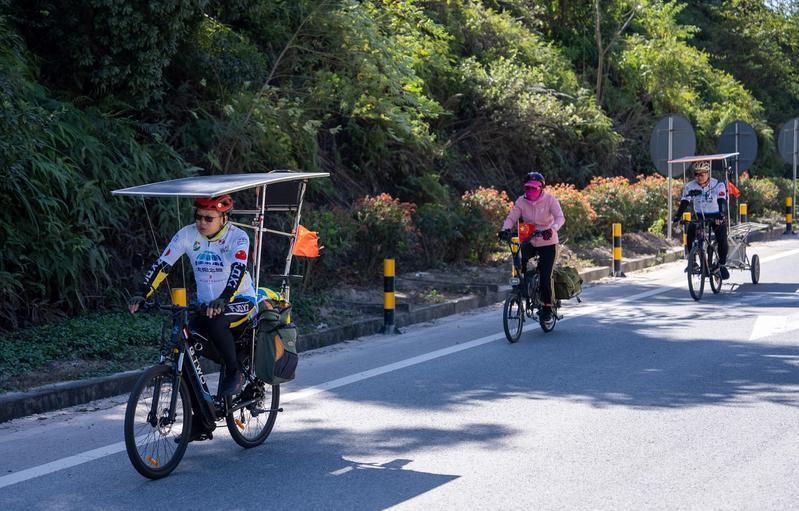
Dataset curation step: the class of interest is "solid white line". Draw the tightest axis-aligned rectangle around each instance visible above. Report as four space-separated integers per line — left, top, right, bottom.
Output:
0 441 127 490
1 241 797 489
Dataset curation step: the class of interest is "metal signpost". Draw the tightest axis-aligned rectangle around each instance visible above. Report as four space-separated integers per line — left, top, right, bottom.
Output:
778 118 799 233
649 114 696 240
718 120 758 223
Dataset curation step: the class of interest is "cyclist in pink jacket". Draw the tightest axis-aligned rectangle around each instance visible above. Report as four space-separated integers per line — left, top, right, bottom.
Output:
498 172 565 322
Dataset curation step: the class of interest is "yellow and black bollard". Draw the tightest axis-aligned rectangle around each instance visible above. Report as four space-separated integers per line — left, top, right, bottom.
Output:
739 203 748 224
682 212 691 257
380 259 401 335
785 197 794 235
612 223 625 277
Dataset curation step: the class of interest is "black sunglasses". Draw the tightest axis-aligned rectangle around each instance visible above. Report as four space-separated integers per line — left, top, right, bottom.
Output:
694 171 708 176
195 213 221 223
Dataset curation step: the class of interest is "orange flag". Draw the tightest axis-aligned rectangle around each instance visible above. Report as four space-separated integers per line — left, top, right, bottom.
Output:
292 225 321 258
727 181 741 198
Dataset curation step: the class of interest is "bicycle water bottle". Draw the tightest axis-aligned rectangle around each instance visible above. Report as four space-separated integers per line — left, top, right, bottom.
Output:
171 288 187 306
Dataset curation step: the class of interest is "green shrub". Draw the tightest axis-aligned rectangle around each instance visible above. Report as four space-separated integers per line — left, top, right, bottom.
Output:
413 203 462 266
300 205 358 286
769 177 793 210
629 174 670 233
183 16 269 95
9 0 207 104
0 20 195 328
547 184 596 242
739 177 780 216
353 193 416 273
459 187 512 263
583 176 635 238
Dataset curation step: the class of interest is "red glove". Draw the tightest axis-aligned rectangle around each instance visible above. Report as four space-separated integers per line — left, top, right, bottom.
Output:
542 229 553 241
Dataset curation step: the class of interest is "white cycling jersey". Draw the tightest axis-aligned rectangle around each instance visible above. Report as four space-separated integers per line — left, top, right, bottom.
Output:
681 178 727 215
158 223 256 304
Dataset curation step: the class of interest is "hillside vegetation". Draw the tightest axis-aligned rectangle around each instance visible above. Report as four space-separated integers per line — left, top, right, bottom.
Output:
2 0 799 327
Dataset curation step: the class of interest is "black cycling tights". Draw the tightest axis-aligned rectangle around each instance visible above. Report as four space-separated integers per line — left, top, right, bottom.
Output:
192 300 254 375
521 243 557 306
687 221 728 264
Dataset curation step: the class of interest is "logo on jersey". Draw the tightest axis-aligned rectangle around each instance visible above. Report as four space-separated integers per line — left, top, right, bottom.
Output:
193 241 201 251
164 247 171 257
195 251 225 273
235 250 247 261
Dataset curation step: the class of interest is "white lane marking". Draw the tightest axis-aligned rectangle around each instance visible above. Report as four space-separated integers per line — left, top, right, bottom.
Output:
0 438 132 490
749 316 789 341
761 247 799 263
1 242 797 489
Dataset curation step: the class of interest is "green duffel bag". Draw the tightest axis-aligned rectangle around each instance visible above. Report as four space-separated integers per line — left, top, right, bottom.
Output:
254 311 298 385
553 265 582 300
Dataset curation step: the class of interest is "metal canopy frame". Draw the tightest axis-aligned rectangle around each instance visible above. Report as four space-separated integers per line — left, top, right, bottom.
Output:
112 170 329 303
668 153 739 227
667 153 739 165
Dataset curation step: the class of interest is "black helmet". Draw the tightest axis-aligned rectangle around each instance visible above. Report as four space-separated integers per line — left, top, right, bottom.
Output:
523 171 545 187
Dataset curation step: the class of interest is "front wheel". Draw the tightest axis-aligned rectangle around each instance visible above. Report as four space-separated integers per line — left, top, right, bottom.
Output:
687 245 705 301
124 365 191 479
708 243 722 294
750 254 760 284
226 381 280 448
503 293 524 343
539 309 557 333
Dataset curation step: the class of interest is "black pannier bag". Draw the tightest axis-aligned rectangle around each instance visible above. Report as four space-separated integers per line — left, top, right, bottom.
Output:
254 301 298 384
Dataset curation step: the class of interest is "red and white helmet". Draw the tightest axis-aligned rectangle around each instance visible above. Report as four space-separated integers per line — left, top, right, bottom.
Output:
194 194 233 213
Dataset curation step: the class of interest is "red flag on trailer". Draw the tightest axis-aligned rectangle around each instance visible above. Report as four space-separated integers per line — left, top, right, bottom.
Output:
728 181 741 198
292 225 321 258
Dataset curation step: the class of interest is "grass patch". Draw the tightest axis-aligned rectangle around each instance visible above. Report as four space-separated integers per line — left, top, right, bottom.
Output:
0 311 164 391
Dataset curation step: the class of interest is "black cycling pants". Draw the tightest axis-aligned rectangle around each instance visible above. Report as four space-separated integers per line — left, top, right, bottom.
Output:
687 221 728 264
190 298 255 375
521 243 557 306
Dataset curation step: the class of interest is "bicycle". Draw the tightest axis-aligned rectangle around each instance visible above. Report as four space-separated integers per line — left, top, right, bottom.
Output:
124 301 281 479
501 232 561 342
682 213 724 301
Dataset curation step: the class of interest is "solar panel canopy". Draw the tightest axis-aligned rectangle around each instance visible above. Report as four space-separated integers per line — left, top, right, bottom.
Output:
111 171 329 198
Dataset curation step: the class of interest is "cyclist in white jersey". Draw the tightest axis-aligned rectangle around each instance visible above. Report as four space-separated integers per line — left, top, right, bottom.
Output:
129 195 255 396
672 160 730 279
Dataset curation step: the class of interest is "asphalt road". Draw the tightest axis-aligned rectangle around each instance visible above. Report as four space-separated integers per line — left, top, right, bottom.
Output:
2 237 799 510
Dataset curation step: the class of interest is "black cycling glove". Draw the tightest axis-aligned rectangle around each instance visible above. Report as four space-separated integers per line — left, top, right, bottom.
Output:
498 229 513 242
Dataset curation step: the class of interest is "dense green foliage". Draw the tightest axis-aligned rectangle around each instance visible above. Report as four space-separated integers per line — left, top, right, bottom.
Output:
3 0 799 328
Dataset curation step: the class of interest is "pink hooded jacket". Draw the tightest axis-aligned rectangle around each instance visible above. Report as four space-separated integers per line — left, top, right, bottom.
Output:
501 192 565 247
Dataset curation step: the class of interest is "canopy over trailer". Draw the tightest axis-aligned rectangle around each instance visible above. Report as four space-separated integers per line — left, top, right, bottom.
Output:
112 170 330 302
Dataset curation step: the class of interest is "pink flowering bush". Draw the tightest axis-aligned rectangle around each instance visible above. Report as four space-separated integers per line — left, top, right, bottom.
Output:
547 183 596 242
459 187 513 262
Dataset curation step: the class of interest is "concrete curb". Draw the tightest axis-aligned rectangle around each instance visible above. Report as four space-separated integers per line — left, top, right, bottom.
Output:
0 226 789 423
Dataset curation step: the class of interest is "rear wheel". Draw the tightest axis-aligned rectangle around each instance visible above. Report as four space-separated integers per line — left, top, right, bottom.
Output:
708 243 722 294
750 254 760 284
503 293 524 343
124 365 191 479
226 381 280 448
687 245 705 301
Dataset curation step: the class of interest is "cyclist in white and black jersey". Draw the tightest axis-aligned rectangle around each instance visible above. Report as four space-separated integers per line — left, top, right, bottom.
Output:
672 160 730 279
128 194 256 396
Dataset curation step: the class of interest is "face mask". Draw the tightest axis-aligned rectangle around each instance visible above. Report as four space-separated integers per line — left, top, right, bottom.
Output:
524 187 542 201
